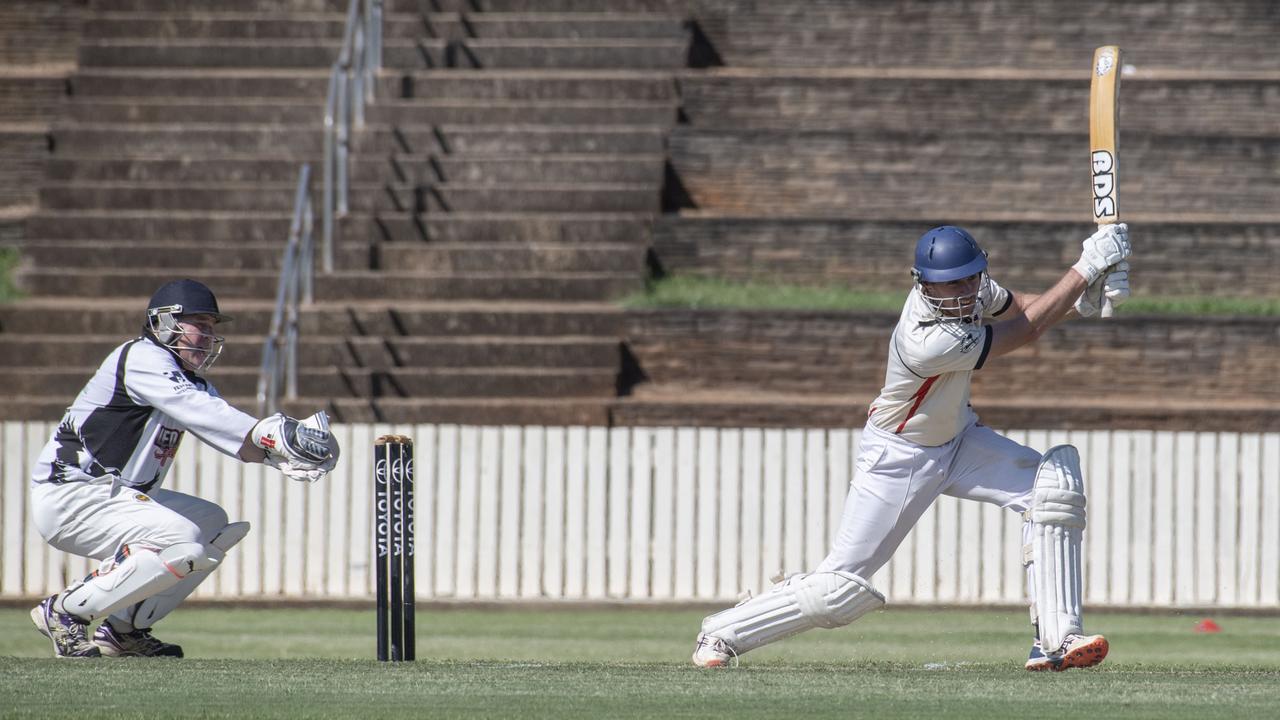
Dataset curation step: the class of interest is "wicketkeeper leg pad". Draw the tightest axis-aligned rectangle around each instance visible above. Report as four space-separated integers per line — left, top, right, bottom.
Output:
1027 445 1087 651
113 521 250 630
56 540 215 623
700 571 885 655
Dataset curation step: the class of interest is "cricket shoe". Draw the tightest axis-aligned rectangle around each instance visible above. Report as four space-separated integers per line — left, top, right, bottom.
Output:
30 595 100 658
1025 633 1109 672
94 621 184 658
692 632 736 668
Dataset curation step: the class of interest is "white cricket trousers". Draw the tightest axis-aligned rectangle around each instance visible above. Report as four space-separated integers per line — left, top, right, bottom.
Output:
815 420 1041 580
30 477 229 563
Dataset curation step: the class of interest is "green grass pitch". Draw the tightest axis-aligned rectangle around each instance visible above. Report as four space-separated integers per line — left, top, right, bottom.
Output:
1 605 1277 719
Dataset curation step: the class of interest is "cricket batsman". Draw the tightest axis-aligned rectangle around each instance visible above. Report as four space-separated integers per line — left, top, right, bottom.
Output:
28 279 341 658
693 224 1131 671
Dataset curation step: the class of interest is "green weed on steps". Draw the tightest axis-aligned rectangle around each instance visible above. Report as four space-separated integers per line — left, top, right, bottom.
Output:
623 275 1280 316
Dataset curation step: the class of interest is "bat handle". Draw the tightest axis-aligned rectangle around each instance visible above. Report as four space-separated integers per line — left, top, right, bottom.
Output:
1100 296 1115 318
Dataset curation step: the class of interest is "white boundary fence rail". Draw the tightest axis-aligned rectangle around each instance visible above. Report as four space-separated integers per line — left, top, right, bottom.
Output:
2 422 1278 609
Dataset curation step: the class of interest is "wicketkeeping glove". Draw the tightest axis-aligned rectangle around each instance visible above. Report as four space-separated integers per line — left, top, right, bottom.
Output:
251 411 340 482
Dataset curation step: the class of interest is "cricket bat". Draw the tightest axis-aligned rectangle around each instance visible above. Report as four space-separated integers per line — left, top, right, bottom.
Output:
1090 45 1122 317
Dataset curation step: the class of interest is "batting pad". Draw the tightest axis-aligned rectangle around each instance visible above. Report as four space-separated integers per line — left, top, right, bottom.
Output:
1030 445 1087 651
700 571 885 655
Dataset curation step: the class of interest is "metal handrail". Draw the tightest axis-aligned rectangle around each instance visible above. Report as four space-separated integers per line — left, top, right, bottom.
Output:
323 0 383 274
260 1 381 414
257 164 315 416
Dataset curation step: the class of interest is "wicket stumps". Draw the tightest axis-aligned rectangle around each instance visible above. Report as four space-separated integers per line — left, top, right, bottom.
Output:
374 435 415 661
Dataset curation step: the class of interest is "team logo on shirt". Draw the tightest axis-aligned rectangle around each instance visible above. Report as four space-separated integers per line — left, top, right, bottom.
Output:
152 426 183 464
959 328 981 353
134 493 152 502
165 370 196 393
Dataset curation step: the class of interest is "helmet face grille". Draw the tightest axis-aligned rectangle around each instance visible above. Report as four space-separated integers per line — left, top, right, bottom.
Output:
147 306 225 373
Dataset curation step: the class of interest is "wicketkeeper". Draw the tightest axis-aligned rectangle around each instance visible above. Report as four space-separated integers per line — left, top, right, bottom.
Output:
28 279 341 658
693 224 1131 671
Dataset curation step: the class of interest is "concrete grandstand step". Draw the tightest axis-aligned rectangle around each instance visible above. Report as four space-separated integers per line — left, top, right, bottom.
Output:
79 38 688 70
0 335 619 370
359 124 666 155
398 70 677 101
325 367 619 399
319 397 612 425
82 12 425 41
653 216 1280 297
368 212 653 244
0 127 49 210
65 98 325 124
91 0 684 13
364 99 677 127
428 39 688 70
45 156 314 184
15 239 645 274
76 39 416 70
677 71 1280 137
379 183 660 214
50 125 323 156
87 0 409 10
68 67 337 98
362 153 665 184
50 124 660 157
12 240 368 272
0 366 617 399
24 210 296 242
0 75 67 124
36 182 335 212
24 210 654 245
68 68 675 101
694 0 1280 71
0 298 626 337
669 130 1280 217
37 182 659 213
84 11 683 41
16 269 643 302
333 335 620 369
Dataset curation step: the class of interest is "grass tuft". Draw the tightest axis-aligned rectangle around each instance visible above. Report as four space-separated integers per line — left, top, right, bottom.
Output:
0 246 22 303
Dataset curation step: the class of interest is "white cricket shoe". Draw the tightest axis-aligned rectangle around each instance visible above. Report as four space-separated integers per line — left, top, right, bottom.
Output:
30 595 100 658
692 632 735 668
1026 633 1109 672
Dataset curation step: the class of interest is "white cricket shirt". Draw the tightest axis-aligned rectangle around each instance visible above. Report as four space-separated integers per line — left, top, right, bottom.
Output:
867 279 1013 446
31 335 258 491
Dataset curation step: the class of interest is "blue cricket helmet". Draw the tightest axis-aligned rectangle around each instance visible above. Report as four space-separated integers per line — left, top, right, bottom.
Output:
911 226 988 283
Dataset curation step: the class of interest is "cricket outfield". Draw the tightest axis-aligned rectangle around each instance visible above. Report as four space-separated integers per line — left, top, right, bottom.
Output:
1 605 1276 719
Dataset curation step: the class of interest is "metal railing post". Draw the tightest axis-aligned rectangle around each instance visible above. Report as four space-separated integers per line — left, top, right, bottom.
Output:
263 0 379 413
323 69 338 275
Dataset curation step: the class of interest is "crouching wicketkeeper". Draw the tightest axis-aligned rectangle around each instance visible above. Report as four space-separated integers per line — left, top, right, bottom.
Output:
28 279 340 658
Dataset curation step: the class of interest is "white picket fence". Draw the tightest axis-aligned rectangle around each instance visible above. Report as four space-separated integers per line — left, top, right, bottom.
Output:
2 422 1278 608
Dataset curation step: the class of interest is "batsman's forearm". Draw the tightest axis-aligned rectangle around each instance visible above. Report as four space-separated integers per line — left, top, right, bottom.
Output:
1025 270 1088 333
